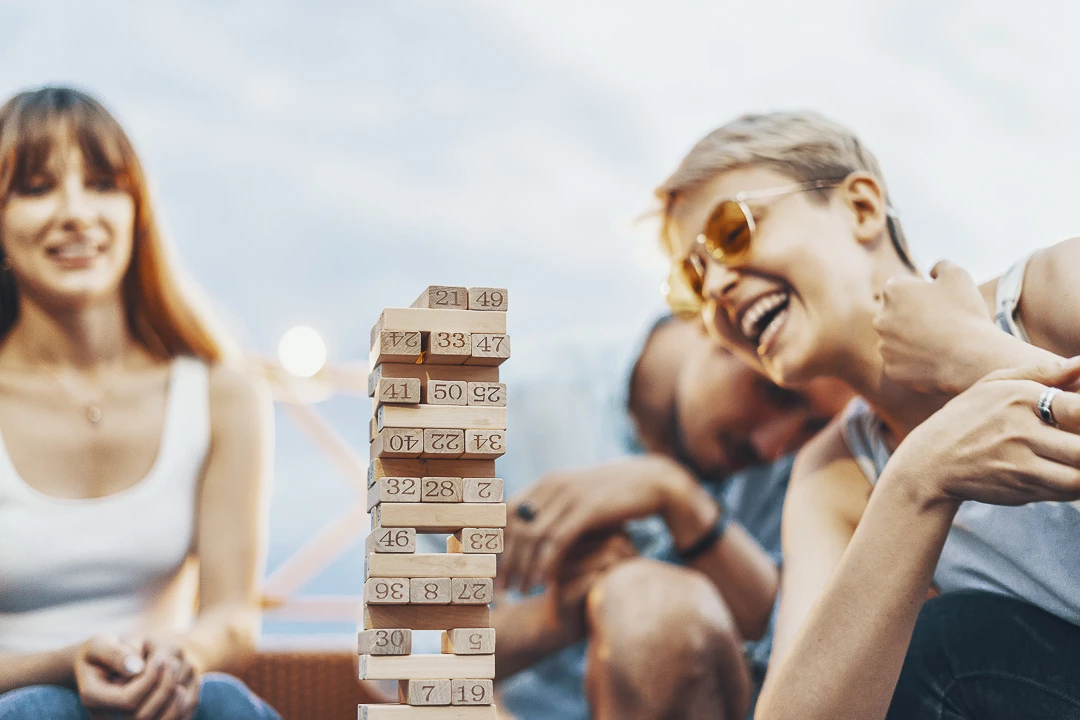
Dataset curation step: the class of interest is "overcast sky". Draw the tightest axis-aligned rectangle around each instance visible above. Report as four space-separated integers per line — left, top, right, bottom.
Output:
5 1 1079 630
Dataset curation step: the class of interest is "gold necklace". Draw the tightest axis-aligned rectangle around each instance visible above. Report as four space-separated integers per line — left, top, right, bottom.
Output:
54 370 106 427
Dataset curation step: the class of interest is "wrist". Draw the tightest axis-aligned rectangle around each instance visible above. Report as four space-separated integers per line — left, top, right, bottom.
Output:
657 465 719 550
940 325 1017 395
883 445 963 518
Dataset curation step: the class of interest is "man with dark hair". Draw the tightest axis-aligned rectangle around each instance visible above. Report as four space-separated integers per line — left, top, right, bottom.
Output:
494 317 850 720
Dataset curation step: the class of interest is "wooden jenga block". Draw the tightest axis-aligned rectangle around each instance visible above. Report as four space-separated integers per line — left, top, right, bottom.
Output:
363 605 489 631
447 529 503 554
366 527 417 554
372 331 422 365
371 428 424 459
423 429 465 458
359 706 498 720
399 679 452 706
467 288 508 312
375 378 421 407
426 380 469 405
369 417 377 443
374 503 507 532
379 406 506 431
441 629 495 655
370 459 496 486
359 654 495 681
426 331 472 365
370 364 499 397
367 553 496 580
451 680 494 706
466 335 510 367
371 309 506 341
412 286 468 310
365 577 410 604
466 382 505 407
462 430 505 459
409 577 452 604
421 477 463 503
451 578 494 605
358 628 412 656
367 477 422 510
462 478 503 503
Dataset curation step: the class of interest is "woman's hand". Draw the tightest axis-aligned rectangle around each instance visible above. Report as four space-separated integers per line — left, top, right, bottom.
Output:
500 456 709 592
875 261 1004 395
74 634 163 715
127 635 201 720
894 357 1080 508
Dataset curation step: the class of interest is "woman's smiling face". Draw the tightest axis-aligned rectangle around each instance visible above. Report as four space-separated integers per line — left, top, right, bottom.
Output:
1 138 135 310
668 165 891 387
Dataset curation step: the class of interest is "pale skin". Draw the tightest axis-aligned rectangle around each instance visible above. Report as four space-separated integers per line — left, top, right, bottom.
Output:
667 162 1080 720
0 143 271 719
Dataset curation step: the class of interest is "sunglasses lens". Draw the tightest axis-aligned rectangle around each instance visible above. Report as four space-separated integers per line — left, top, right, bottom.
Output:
665 258 705 318
702 200 751 259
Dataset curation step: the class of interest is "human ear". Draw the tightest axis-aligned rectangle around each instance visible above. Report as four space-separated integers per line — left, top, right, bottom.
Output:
841 172 888 246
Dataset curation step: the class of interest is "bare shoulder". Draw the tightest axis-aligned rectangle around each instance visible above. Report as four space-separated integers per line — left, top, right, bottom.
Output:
1020 237 1080 355
788 416 871 529
207 363 272 436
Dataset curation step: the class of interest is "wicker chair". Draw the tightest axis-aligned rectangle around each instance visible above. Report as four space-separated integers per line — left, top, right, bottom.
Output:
235 650 392 720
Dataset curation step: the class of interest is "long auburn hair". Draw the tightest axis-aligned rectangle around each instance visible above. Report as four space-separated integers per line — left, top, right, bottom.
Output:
0 87 229 362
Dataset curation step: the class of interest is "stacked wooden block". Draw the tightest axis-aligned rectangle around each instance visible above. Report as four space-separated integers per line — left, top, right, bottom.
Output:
359 286 508 720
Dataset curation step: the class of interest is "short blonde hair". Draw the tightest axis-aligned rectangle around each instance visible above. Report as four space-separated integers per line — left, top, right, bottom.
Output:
655 111 913 267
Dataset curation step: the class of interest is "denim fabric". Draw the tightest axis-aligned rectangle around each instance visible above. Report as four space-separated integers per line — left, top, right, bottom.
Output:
888 591 1080 720
0 673 280 720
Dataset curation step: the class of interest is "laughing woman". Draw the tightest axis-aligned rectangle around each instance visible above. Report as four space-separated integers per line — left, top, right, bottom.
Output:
657 112 1080 720
0 88 280 719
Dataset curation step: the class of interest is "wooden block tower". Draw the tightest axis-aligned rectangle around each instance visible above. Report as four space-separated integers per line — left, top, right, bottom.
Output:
359 285 509 720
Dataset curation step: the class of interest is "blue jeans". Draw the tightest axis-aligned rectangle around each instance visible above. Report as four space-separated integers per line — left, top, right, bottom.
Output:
888 591 1080 719
0 672 281 719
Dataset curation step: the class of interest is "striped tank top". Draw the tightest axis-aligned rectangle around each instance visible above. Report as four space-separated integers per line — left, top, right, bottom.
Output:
841 256 1080 627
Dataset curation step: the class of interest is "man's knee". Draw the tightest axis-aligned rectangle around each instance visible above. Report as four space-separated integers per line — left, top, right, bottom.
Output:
195 673 280 720
585 558 749 718
587 558 742 663
0 685 87 720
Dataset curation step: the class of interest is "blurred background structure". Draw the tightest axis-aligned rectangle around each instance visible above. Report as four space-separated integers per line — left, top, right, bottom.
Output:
4 0 1080 647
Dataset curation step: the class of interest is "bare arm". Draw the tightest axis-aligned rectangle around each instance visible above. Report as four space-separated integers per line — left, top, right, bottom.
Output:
174 365 273 673
501 455 778 641
493 594 580 680
878 239 1080 397
496 532 637 680
766 422 869 668
662 471 779 641
0 646 81 693
755 362 1080 720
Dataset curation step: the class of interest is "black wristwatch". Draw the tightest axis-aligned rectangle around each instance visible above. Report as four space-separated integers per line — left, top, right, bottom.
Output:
676 503 730 563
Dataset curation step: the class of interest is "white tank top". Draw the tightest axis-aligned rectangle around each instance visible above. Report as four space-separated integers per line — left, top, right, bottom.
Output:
0 357 210 652
842 255 1080 627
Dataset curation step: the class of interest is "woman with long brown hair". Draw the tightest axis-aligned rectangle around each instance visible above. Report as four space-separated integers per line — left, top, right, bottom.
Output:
0 87 280 719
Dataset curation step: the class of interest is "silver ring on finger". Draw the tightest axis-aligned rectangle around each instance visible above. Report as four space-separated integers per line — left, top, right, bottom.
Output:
1037 387 1062 427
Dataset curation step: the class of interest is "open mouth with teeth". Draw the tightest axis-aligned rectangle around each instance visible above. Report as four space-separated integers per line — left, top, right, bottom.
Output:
46 240 107 262
739 290 790 355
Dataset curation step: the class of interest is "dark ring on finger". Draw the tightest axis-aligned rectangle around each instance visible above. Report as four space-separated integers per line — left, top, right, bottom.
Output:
516 501 538 522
